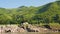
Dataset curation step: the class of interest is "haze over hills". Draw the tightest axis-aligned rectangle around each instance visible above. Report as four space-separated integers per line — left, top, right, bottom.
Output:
0 1 60 24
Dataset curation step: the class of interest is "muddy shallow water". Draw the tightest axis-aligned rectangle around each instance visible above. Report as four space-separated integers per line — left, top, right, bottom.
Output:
0 32 60 34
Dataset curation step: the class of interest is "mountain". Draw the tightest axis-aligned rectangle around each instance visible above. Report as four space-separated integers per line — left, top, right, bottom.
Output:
36 1 60 16
31 1 60 24
0 1 60 24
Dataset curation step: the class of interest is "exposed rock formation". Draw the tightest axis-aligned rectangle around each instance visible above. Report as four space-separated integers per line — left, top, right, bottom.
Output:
0 22 60 33
26 24 40 32
17 28 26 32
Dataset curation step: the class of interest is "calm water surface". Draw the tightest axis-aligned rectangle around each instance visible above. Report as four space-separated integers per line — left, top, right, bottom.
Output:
0 32 60 34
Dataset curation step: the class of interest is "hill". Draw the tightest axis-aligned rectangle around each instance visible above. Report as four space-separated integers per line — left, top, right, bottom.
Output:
0 1 60 24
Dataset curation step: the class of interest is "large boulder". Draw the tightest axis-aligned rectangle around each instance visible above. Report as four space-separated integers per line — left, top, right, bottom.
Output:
17 27 26 32
26 24 40 32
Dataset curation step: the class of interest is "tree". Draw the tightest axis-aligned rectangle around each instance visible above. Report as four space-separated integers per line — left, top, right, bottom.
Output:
53 14 59 23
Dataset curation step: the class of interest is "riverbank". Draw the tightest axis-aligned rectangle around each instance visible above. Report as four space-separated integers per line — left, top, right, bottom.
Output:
0 22 60 33
0 32 60 34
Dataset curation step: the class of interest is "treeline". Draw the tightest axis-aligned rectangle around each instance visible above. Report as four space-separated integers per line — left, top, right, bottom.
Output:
0 1 60 24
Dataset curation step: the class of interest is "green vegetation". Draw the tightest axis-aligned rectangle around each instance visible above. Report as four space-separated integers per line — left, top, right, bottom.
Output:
0 1 60 25
49 23 60 29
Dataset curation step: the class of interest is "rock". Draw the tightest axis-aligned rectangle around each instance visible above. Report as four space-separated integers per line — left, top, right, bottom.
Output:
26 24 40 32
43 25 52 29
9 25 18 32
23 22 29 25
17 28 26 32
5 30 11 33
4 26 11 33
26 27 40 32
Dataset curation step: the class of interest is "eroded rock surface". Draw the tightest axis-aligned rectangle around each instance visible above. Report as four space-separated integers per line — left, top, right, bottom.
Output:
0 22 60 33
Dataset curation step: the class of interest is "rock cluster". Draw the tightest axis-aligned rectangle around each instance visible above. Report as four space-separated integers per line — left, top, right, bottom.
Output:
0 22 59 33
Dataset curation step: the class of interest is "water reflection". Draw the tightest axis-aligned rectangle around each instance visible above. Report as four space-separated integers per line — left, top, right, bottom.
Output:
0 32 60 34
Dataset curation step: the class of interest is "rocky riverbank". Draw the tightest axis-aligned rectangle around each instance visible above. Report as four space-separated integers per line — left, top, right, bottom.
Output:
0 22 60 33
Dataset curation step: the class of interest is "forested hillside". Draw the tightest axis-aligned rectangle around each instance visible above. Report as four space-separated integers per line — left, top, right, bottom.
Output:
0 1 60 24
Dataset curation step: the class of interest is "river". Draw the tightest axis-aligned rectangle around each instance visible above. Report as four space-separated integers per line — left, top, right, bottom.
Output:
0 32 60 34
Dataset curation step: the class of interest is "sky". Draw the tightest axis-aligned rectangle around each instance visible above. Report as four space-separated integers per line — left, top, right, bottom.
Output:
0 0 56 8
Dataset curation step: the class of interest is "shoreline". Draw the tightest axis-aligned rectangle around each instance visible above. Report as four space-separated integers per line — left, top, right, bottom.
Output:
0 24 60 33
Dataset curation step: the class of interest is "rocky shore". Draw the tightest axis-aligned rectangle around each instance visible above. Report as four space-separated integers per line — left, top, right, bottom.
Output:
0 22 60 33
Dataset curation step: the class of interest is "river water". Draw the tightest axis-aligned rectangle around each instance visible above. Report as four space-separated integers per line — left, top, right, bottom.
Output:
0 32 60 34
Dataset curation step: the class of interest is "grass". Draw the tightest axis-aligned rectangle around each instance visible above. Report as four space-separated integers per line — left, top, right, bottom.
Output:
49 23 60 29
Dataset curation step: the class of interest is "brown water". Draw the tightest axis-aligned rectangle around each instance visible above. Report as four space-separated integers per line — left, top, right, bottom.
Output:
0 32 60 34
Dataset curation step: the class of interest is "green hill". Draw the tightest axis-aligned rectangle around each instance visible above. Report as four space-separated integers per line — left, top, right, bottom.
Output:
0 1 60 24
34 1 60 24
